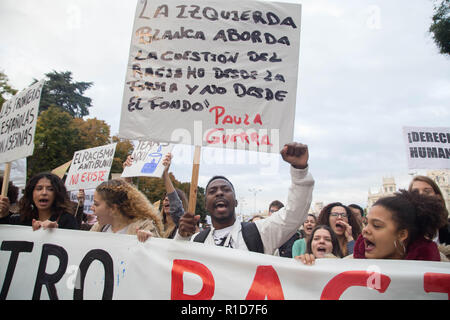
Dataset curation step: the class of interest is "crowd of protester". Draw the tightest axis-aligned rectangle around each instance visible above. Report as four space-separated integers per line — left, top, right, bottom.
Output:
0 141 449 265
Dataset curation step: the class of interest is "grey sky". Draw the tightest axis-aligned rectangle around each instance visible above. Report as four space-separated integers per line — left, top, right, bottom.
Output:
0 0 449 216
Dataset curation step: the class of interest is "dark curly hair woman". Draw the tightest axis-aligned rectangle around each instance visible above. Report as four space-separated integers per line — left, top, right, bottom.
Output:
0 172 78 230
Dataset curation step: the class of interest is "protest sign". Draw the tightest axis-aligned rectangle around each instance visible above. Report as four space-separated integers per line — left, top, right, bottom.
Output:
403 126 450 169
69 189 95 214
121 141 174 178
119 0 301 153
1 225 448 300
65 143 117 191
0 80 44 164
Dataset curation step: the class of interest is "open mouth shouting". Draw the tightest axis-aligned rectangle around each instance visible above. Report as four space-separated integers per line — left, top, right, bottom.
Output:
315 245 328 257
334 221 345 233
363 237 376 253
214 199 229 214
35 198 51 209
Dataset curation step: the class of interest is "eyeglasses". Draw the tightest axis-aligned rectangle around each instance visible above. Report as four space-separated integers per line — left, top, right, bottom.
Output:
330 212 348 218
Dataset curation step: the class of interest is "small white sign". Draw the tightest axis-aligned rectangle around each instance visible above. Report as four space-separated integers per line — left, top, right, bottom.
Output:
65 143 117 191
121 141 174 178
0 80 45 163
403 126 450 169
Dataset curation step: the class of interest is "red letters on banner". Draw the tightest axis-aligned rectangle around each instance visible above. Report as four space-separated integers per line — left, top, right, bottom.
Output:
423 272 450 299
171 259 215 300
320 271 391 300
170 261 450 300
245 265 284 300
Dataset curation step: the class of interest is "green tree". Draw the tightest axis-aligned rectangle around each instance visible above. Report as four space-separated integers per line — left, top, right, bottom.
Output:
430 0 450 55
110 135 134 175
28 109 114 179
73 117 111 150
132 172 207 221
35 70 93 117
28 106 81 178
0 71 17 109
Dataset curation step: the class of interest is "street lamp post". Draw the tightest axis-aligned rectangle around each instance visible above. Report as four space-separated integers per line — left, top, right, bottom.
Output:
248 188 262 214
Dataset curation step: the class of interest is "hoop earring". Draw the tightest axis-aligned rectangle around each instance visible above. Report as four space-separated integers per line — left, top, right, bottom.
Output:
394 240 406 256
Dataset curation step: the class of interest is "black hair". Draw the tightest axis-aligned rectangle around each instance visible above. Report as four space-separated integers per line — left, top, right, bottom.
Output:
205 175 235 193
0 177 19 204
18 172 72 222
348 204 364 217
373 189 447 244
317 202 362 240
269 200 284 210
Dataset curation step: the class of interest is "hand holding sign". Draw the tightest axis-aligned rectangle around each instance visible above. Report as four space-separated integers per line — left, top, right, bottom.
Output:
0 196 10 218
178 211 201 238
162 152 173 175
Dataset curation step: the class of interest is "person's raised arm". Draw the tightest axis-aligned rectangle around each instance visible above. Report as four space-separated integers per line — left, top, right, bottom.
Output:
255 142 314 255
280 142 309 170
162 153 175 194
162 153 185 226
122 155 134 184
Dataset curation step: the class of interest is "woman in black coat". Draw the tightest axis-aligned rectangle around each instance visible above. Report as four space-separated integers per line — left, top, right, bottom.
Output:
0 172 78 230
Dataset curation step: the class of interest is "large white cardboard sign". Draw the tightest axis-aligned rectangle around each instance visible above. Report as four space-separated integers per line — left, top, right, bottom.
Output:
0 80 45 163
65 143 117 191
1 225 448 300
121 141 174 178
119 0 301 153
403 126 450 169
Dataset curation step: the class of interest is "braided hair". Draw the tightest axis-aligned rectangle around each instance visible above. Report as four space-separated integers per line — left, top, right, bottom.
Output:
95 179 163 235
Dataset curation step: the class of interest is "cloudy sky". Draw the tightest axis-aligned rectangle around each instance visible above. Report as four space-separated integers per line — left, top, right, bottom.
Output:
1 0 449 217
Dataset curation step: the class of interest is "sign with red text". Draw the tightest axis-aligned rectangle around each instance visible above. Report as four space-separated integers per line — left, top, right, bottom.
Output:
0 80 44 163
403 126 450 169
1 225 449 300
119 0 301 153
65 143 117 191
121 141 174 178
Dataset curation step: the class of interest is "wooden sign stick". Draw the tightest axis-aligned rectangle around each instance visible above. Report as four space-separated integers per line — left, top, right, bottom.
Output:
1 162 12 197
188 146 201 213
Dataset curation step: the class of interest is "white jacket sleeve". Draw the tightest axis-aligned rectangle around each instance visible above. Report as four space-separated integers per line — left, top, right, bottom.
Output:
254 165 314 255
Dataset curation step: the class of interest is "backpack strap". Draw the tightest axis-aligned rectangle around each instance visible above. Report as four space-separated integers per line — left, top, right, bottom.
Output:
193 223 264 254
241 222 264 254
193 227 211 243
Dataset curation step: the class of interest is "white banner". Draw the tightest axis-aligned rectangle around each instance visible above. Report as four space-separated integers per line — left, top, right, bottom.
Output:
65 143 117 192
403 126 450 169
119 0 301 153
121 141 174 178
0 80 44 164
1 225 448 300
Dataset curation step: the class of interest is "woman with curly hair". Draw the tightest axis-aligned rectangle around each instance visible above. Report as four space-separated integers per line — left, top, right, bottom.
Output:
354 190 448 261
0 172 78 230
317 202 362 257
90 178 163 238
408 175 450 245
123 152 189 239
